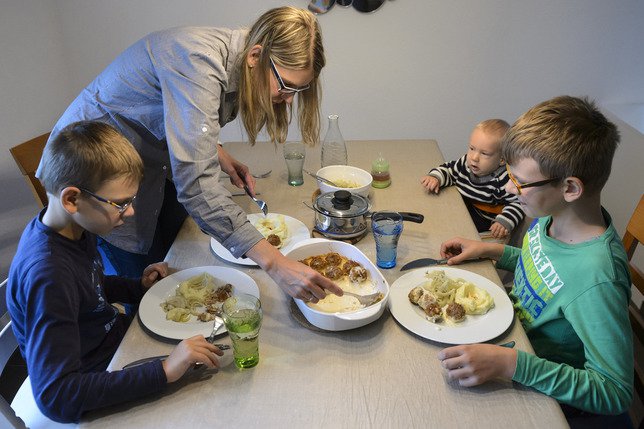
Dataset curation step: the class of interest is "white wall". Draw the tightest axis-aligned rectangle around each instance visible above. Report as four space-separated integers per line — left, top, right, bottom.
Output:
0 0 72 277
1 0 643 278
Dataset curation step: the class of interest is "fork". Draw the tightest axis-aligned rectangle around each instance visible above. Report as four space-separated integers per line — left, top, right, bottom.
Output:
206 315 225 343
192 316 227 369
342 291 384 307
244 185 268 216
220 170 272 179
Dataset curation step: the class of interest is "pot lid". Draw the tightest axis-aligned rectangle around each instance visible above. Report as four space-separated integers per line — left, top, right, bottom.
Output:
314 190 370 218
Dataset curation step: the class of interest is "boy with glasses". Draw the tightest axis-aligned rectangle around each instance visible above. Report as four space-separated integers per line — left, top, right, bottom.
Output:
437 96 633 425
421 119 525 239
7 121 224 423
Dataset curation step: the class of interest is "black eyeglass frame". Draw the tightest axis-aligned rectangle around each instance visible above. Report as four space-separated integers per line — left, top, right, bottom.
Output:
269 57 311 95
79 187 136 214
505 164 560 195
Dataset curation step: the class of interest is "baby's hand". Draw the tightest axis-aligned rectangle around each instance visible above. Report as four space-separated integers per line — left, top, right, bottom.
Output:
421 175 440 194
141 262 169 289
489 222 509 239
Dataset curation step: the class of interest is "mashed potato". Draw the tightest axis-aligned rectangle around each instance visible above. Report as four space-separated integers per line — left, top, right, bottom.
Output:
332 178 359 188
254 215 288 248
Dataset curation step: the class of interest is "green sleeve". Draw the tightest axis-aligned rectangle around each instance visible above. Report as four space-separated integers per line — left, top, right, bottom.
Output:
496 245 520 271
512 281 633 414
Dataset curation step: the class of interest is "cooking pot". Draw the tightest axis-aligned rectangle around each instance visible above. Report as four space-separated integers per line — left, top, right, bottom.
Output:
306 190 424 239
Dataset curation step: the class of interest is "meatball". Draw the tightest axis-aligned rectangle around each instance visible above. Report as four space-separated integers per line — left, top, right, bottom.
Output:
348 266 368 283
417 291 438 311
408 286 425 304
341 259 360 275
310 255 328 271
323 265 343 280
445 302 466 323
267 234 281 247
325 252 343 266
424 302 443 323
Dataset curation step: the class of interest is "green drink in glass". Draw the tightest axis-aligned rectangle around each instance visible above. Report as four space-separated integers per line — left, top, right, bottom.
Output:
222 294 262 368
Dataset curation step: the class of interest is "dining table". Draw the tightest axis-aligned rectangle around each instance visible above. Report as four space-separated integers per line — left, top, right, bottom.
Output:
75 139 567 428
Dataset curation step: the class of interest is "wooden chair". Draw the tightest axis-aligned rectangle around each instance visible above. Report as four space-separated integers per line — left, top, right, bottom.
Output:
9 133 50 207
0 279 27 429
624 195 644 425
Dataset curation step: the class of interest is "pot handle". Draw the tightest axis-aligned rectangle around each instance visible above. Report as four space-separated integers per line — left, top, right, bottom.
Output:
335 302 382 320
399 212 424 223
302 201 316 211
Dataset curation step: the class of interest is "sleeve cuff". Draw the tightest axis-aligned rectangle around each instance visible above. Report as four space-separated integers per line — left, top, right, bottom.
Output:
496 245 515 271
494 215 514 232
221 221 264 258
511 349 528 383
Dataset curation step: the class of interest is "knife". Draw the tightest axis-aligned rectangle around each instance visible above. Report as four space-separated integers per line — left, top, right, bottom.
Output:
122 344 231 370
399 258 449 271
400 257 487 271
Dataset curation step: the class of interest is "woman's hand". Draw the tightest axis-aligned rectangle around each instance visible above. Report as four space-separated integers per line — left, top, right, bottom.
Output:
421 175 441 194
162 335 223 383
217 144 256 194
437 344 517 386
246 240 343 302
141 262 169 289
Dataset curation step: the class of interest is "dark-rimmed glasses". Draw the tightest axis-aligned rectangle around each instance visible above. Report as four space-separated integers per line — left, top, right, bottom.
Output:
505 164 559 195
269 57 310 95
79 188 136 214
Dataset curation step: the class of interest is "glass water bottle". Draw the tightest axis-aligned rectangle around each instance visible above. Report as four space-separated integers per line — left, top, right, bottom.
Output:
321 114 348 168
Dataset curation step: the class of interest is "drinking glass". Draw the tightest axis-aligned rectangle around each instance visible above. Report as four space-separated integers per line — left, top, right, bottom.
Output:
283 141 305 186
371 212 404 268
222 293 262 368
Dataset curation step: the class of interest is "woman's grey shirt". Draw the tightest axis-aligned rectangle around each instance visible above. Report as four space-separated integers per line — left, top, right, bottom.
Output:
39 27 263 258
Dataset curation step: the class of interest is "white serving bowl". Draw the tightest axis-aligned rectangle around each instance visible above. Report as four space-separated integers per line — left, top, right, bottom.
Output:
316 165 372 198
285 238 389 331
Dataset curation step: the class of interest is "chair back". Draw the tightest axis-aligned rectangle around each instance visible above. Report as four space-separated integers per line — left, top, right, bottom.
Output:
0 279 27 428
10 133 50 207
623 194 644 421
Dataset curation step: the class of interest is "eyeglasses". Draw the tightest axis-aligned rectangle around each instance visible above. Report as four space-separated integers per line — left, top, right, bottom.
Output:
269 57 310 95
79 188 136 214
505 164 559 195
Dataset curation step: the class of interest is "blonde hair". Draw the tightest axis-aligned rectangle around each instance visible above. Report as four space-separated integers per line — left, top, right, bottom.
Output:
238 6 325 146
501 96 619 194
40 121 143 194
475 119 510 143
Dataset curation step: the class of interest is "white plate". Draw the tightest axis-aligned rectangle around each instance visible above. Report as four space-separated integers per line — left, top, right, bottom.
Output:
388 267 514 344
138 266 260 340
210 213 310 266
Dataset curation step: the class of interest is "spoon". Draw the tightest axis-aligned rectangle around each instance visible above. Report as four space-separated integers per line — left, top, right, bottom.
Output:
244 185 268 216
302 169 339 187
342 291 384 307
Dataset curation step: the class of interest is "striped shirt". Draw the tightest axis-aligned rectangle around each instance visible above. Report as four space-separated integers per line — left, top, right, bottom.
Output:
428 155 525 231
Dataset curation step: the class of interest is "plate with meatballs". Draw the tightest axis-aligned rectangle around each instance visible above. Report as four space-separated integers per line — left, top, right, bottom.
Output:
388 267 514 344
210 213 310 266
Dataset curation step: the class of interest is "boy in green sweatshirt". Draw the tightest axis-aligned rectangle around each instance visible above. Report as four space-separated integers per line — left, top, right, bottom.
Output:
437 96 633 424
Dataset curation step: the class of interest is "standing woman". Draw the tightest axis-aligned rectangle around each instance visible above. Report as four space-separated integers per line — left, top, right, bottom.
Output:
39 6 342 302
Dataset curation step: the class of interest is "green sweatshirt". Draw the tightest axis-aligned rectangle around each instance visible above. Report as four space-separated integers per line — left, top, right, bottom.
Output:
497 210 633 414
